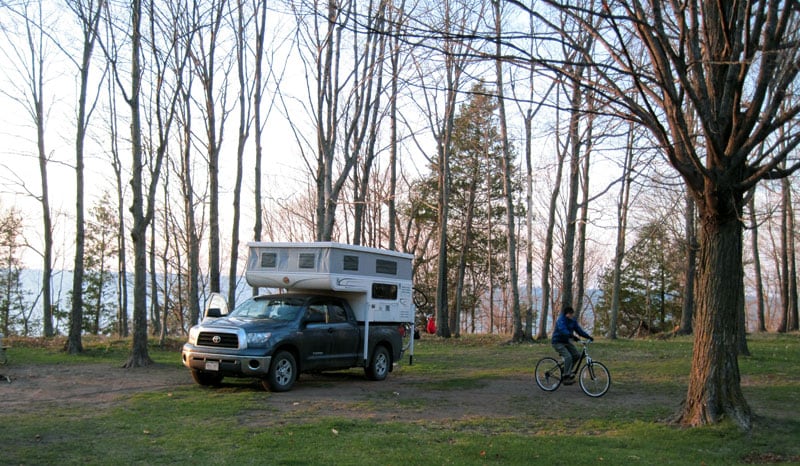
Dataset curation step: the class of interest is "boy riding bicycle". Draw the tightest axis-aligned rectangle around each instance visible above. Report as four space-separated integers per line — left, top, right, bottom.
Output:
551 306 593 385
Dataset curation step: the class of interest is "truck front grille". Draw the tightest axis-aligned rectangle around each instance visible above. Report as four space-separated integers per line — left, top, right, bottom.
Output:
197 331 239 348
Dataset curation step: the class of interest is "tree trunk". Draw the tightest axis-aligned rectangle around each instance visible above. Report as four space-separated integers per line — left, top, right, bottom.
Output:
453 175 478 337
561 81 582 312
747 193 766 332
574 88 594 320
677 192 697 335
34 41 53 338
387 2 403 250
536 89 568 339
251 0 266 297
435 124 452 337
524 109 534 339
493 0 523 342
108 87 129 337
675 202 751 429
124 0 153 368
777 177 791 333
787 187 799 331
609 124 634 339
229 0 250 309
181 91 201 327
149 219 160 337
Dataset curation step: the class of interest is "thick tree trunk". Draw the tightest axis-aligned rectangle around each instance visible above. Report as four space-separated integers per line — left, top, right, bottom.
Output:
676 206 751 429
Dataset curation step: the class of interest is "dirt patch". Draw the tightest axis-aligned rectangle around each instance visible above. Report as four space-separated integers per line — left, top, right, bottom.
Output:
0 360 641 424
0 362 192 414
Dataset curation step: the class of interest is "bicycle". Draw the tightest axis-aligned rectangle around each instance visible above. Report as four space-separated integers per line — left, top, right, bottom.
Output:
534 340 610 397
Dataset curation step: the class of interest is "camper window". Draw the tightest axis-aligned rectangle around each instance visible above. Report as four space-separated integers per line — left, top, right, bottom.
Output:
261 252 277 268
343 255 359 271
299 253 316 269
375 259 397 275
372 283 398 300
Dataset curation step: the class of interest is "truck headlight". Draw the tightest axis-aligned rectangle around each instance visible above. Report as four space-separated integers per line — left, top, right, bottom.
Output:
188 326 200 345
247 332 272 348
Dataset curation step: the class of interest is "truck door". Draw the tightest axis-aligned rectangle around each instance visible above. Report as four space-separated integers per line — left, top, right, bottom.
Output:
299 303 331 371
325 301 360 366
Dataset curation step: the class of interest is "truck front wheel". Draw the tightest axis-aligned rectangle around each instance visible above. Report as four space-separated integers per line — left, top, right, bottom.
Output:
365 346 390 381
191 369 223 386
264 350 296 392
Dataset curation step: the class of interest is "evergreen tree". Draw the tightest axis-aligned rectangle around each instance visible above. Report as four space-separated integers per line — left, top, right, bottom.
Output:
595 222 683 336
83 193 120 334
0 207 27 335
412 83 520 333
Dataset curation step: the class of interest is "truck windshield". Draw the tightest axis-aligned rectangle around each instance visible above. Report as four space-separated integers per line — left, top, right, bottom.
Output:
229 297 304 321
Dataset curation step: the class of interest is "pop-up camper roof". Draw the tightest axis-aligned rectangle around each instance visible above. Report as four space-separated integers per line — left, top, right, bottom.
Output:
245 242 413 292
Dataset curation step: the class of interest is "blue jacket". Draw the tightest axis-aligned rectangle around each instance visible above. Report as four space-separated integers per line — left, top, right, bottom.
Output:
551 313 591 344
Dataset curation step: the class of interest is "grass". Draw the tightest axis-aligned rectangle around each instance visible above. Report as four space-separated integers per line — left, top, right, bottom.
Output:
2 333 799 465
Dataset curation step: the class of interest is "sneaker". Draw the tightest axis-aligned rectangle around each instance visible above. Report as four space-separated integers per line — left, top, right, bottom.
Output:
562 377 575 385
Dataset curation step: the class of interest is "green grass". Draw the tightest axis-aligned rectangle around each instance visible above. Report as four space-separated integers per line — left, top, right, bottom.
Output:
2 333 799 465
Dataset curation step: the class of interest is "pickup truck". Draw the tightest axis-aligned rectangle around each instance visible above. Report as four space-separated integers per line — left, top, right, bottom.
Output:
181 293 403 392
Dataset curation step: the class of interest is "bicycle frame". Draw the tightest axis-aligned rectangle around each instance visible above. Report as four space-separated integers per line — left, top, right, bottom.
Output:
563 340 591 374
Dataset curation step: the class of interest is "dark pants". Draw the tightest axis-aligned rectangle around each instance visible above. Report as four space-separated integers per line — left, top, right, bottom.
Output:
553 341 580 377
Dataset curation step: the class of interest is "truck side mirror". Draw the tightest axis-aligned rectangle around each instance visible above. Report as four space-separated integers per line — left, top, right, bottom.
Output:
203 293 229 322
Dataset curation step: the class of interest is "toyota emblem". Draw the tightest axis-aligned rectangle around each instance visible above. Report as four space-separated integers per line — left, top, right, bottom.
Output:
212 335 221 344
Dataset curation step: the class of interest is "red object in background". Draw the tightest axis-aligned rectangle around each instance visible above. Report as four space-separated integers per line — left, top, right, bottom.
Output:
426 316 436 334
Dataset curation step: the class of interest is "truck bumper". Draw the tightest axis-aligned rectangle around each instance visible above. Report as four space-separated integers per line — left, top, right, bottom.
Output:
182 345 272 376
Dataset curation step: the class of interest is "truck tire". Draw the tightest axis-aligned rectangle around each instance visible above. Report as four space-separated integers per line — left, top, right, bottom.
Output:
365 345 390 381
264 350 296 392
191 369 223 386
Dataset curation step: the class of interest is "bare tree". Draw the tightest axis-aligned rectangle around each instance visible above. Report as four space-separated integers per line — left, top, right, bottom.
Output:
607 122 634 339
535 93 566 339
746 189 766 333
227 0 253 309
251 0 270 295
0 1 56 337
513 0 800 429
107 68 129 338
411 0 485 338
192 0 231 294
492 0 523 342
62 0 104 354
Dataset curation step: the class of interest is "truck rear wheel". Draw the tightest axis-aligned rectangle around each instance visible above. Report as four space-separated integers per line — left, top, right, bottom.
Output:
264 350 296 392
365 346 390 381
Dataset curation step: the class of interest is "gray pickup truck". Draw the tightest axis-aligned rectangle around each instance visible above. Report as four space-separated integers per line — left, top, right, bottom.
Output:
181 293 403 392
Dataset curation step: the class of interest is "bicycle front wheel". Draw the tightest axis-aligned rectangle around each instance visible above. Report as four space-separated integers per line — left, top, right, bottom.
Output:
579 361 610 397
534 357 562 391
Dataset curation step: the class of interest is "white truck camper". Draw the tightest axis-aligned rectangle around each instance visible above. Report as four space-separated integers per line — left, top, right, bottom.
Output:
245 241 416 363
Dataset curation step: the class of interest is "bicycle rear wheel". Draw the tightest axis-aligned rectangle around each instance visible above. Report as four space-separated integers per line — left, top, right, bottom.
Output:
578 361 610 397
534 357 562 391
